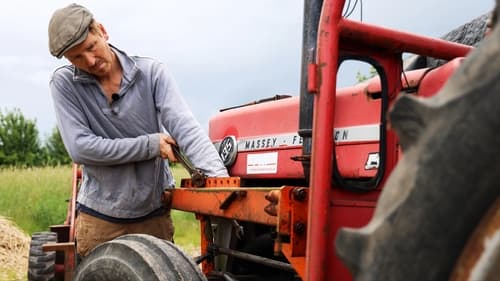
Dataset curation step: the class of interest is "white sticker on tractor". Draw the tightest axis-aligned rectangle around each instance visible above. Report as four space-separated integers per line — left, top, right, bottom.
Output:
247 152 278 174
365 152 380 170
334 124 380 143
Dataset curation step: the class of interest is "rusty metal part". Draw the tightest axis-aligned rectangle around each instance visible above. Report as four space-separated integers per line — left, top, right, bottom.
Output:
219 191 247 210
198 216 215 275
450 199 500 281
171 144 207 187
277 186 308 281
172 188 278 226
217 247 296 273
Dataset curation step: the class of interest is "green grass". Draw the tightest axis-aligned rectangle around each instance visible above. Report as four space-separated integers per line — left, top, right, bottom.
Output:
0 166 72 234
0 165 199 249
170 165 201 249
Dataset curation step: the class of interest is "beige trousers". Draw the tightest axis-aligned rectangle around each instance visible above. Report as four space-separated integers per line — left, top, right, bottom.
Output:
75 210 175 257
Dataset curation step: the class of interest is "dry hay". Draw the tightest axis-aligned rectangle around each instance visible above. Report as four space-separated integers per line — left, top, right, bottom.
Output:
0 216 29 281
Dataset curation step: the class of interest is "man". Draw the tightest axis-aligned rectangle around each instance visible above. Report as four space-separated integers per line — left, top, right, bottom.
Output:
48 3 228 257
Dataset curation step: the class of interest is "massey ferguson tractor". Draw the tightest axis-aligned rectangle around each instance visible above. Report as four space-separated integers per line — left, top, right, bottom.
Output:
29 0 499 280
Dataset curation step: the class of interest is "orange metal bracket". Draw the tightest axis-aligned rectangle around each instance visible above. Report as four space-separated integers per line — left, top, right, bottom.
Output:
277 186 308 280
171 181 279 226
42 242 75 281
172 179 310 279
173 177 281 274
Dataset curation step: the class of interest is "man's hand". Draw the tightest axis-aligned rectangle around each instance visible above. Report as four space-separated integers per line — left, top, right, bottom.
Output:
159 134 178 162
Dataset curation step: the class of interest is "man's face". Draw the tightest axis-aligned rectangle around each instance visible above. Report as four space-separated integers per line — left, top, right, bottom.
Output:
64 25 114 78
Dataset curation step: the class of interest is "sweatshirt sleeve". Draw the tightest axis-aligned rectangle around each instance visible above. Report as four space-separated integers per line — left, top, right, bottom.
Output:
50 70 160 166
152 63 229 177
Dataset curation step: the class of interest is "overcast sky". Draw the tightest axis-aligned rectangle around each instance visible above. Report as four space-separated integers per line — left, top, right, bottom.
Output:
0 1 492 140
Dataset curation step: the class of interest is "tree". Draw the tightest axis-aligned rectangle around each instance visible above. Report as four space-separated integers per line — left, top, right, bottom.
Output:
0 108 41 166
356 67 378 83
45 126 72 165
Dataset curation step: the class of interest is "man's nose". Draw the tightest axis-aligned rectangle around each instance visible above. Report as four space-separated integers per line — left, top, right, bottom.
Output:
83 53 96 67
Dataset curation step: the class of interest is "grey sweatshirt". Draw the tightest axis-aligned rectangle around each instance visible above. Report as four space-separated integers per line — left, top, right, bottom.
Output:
50 45 228 219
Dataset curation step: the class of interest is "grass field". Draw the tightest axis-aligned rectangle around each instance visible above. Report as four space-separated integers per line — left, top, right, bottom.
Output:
0 165 200 248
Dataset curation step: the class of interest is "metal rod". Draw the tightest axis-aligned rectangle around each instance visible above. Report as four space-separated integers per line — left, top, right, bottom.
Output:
217 247 296 273
208 271 239 281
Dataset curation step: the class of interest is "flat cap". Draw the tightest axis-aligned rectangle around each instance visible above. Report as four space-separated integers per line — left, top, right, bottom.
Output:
48 3 93 58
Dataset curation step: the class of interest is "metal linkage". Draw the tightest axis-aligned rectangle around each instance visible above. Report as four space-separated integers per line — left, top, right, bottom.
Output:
216 247 296 273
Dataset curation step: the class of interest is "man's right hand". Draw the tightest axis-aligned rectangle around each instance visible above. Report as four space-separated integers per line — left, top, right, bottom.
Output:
159 134 178 162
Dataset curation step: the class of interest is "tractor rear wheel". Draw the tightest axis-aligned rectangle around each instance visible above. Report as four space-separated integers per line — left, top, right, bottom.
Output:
72 234 207 281
28 231 57 281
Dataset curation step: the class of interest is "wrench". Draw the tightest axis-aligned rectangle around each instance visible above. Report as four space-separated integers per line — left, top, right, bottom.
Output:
171 144 207 187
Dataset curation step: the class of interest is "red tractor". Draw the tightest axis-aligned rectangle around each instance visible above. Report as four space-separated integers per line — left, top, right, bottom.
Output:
29 0 499 280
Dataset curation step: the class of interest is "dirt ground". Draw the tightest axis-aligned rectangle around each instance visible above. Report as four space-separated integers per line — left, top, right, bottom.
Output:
0 216 29 281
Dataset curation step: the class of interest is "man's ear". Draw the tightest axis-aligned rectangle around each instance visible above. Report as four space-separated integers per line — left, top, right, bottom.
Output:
98 23 109 40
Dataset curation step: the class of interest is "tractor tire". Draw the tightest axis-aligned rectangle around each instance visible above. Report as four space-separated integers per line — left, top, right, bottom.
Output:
73 234 207 281
28 232 57 281
335 7 500 281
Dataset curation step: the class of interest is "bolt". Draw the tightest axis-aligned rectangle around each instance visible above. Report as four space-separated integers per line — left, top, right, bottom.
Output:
293 187 307 201
294 222 306 235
